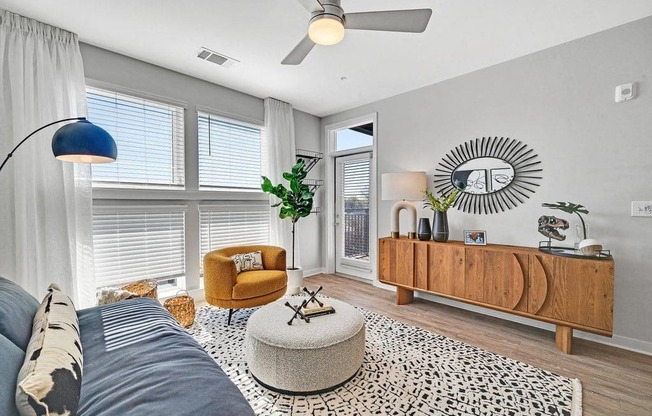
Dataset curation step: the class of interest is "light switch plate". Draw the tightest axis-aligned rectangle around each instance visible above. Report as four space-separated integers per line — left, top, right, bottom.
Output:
631 201 652 217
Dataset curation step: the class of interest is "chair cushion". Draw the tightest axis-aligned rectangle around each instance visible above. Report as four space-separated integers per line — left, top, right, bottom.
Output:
232 270 287 300
16 284 82 416
0 334 24 416
0 276 40 351
230 250 264 273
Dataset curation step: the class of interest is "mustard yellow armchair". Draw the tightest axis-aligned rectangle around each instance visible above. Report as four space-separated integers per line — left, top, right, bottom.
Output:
203 245 287 324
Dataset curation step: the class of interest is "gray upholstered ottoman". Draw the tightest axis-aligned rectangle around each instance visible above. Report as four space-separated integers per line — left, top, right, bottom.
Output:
245 297 365 395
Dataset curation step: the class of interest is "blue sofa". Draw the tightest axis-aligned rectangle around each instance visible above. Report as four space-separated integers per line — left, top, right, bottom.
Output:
0 276 255 415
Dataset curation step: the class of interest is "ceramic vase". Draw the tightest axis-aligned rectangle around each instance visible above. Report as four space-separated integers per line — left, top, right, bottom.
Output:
432 211 449 242
417 218 432 241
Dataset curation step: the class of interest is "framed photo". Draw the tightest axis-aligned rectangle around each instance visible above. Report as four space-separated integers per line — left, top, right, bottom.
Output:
464 230 487 245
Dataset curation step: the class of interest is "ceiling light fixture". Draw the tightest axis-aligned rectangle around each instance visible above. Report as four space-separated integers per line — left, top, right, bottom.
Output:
308 15 345 46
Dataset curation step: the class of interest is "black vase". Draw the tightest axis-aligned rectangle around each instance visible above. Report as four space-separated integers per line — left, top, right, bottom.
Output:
432 211 449 242
417 218 431 241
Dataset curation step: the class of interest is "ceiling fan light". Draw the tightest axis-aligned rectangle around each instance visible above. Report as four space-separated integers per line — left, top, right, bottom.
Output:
309 16 345 46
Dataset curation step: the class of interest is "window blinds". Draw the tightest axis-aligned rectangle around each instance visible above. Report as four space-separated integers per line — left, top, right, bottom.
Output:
199 205 270 273
342 158 371 204
340 157 371 260
87 87 185 187
197 112 263 189
93 207 186 287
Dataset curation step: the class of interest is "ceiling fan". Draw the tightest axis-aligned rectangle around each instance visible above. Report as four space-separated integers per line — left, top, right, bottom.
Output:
282 0 432 65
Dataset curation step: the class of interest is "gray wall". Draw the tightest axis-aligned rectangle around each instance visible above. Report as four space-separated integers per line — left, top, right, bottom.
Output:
80 43 323 291
293 109 325 274
321 17 652 353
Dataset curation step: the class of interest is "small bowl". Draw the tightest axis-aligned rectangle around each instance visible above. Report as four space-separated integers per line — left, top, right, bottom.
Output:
579 239 602 256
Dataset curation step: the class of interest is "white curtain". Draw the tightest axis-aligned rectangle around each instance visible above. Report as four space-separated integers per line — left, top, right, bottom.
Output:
263 97 299 268
0 9 95 307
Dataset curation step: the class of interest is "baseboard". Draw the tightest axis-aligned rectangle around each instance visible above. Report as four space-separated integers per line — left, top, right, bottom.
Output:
304 268 325 277
576 333 652 355
186 288 206 303
377 283 652 356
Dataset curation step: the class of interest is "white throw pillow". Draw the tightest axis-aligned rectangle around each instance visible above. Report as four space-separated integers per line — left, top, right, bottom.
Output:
230 250 264 274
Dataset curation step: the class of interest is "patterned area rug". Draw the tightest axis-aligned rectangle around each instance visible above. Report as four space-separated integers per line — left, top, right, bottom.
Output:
188 303 582 416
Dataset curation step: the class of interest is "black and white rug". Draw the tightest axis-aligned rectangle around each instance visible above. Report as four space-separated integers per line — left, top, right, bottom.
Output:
188 304 582 416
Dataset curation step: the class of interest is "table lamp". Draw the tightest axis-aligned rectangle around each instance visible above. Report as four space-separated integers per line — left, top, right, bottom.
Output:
381 171 427 239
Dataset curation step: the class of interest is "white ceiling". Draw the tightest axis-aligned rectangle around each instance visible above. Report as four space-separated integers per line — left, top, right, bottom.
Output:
1 1 652 117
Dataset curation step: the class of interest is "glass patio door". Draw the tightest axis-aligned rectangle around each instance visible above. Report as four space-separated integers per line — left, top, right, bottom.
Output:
335 153 373 280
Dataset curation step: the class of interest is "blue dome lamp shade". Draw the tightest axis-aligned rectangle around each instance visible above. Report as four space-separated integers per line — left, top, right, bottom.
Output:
52 118 117 163
0 117 117 173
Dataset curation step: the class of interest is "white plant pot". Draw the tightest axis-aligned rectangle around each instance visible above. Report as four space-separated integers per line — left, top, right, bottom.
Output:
286 268 304 295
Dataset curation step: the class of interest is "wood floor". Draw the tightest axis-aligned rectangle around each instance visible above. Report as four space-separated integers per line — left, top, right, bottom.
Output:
303 273 652 416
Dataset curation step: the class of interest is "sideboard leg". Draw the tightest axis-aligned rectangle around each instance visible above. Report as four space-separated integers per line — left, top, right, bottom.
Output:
396 287 414 305
555 325 573 354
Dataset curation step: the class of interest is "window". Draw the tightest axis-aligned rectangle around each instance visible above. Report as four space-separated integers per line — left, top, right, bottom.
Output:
199 205 270 274
87 87 185 187
197 112 263 189
93 207 186 290
335 123 373 151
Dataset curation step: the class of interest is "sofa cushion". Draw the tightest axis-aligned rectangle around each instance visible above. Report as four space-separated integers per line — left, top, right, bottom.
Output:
232 270 287 300
0 334 24 416
16 285 82 416
0 276 39 351
77 298 255 416
230 250 264 273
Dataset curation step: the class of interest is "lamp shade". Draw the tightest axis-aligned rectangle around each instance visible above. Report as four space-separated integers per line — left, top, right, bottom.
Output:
51 119 117 164
381 171 427 201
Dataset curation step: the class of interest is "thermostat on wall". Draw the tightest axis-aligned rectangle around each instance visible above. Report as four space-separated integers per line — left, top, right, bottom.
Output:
615 83 636 103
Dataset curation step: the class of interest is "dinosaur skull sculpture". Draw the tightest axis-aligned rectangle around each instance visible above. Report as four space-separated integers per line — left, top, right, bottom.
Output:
538 215 569 241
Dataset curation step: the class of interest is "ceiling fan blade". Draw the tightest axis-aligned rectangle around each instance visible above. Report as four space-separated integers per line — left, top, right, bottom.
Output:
296 0 324 13
282 35 316 65
345 9 432 33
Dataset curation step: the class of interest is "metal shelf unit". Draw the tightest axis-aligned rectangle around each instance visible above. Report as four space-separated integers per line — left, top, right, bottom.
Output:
297 149 323 213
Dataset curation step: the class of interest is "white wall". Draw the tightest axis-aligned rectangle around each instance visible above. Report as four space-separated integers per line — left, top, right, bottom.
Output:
321 17 652 353
79 43 324 292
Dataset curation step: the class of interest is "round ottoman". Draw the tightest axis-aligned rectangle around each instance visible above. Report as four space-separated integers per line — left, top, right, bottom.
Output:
245 297 365 395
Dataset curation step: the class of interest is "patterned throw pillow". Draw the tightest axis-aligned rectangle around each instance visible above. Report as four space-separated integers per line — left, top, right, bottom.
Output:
230 250 264 274
16 284 83 416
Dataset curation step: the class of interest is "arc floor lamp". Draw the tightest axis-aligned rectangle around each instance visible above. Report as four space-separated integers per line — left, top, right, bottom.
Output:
0 117 117 173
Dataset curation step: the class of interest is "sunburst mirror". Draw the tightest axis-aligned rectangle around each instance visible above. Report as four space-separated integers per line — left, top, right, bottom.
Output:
434 137 542 214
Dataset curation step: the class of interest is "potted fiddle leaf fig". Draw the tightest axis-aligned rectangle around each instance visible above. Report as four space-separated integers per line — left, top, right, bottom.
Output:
261 159 314 294
423 189 458 242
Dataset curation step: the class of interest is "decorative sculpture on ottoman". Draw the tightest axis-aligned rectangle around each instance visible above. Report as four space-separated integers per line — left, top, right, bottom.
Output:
285 301 310 325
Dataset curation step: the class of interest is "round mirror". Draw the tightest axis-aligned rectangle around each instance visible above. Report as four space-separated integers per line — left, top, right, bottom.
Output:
452 157 514 195
434 137 542 214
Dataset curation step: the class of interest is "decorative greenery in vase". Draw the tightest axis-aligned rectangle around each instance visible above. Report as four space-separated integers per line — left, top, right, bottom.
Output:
423 189 459 212
542 201 589 239
423 189 458 243
261 159 314 270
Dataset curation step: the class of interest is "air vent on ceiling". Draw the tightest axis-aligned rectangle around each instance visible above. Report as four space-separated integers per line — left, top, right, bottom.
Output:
196 47 239 68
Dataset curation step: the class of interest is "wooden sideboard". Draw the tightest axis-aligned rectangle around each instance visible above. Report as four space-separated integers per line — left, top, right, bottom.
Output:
378 237 614 354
